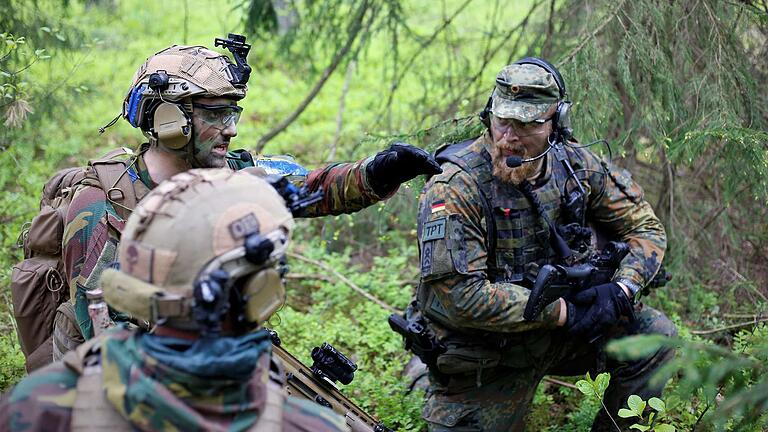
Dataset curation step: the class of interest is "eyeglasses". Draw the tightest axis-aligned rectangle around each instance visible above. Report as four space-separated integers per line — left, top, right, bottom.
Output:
490 115 551 137
192 103 243 128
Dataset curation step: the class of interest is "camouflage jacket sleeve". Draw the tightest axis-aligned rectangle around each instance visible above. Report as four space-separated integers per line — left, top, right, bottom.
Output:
62 184 124 340
418 165 561 333
1 361 77 431
579 148 667 288
299 156 393 217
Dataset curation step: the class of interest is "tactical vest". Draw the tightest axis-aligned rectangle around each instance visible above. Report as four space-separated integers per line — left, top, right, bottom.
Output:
415 138 590 375
430 138 576 285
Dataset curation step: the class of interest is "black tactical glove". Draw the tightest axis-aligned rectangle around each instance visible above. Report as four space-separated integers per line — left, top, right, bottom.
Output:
565 282 635 340
366 143 442 197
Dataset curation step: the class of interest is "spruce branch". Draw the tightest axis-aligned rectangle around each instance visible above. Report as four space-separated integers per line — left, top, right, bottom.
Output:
558 0 629 65
255 0 373 152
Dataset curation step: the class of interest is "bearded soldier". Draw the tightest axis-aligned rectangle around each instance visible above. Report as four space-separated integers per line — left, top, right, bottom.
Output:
50 36 440 360
411 58 676 431
2 169 356 431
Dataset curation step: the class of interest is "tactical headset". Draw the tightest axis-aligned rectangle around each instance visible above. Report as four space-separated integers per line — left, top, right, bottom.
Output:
192 229 289 335
125 70 192 150
479 57 573 141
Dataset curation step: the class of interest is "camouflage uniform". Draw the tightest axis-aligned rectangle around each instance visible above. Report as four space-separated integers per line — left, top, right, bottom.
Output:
3 169 351 431
60 146 389 343
0 327 348 432
415 62 676 431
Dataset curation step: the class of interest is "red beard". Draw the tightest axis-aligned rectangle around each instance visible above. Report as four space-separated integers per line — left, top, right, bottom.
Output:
490 142 542 185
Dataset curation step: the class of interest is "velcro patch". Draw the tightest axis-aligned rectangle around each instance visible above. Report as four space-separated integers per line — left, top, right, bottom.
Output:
422 218 447 242
229 213 261 239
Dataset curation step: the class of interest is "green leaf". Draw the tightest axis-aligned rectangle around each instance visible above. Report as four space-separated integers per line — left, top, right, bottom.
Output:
618 408 637 418
575 379 595 397
629 425 650 431
40 27 51 33
654 424 675 432
648 397 666 413
627 395 646 416
595 372 610 395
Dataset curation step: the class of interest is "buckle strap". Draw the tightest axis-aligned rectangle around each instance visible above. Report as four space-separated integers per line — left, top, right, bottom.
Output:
151 295 189 321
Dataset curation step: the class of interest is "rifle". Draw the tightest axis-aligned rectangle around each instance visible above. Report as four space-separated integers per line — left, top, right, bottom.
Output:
267 330 393 432
523 241 630 321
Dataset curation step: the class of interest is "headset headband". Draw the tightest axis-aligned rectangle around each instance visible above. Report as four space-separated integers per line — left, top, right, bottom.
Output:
512 57 567 99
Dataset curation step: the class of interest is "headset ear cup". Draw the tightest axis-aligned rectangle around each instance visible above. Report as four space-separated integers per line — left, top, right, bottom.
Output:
242 268 285 326
479 96 492 128
555 101 573 141
153 103 192 149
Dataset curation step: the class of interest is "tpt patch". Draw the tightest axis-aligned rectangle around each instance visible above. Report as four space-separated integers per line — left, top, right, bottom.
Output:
422 218 447 241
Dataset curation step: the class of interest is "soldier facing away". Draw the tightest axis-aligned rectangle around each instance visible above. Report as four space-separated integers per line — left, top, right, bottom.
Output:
411 58 676 431
2 169 353 431
47 37 440 363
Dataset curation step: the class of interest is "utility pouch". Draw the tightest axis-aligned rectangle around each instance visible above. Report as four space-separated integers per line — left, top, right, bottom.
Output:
436 340 501 375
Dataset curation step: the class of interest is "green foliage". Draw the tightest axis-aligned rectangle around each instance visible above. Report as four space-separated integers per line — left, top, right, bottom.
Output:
618 395 675 432
272 239 424 430
607 325 768 430
575 372 610 400
0 329 25 391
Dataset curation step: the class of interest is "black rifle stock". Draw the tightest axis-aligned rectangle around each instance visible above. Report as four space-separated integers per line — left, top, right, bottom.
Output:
523 241 630 321
270 339 392 432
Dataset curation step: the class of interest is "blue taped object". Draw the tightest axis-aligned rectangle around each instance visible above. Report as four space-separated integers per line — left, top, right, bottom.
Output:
126 84 147 128
127 167 138 182
255 156 309 177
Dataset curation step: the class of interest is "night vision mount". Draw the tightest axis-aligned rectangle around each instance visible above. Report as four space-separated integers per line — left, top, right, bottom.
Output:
215 33 252 86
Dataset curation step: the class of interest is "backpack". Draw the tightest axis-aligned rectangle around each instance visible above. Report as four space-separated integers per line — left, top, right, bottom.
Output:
11 148 139 372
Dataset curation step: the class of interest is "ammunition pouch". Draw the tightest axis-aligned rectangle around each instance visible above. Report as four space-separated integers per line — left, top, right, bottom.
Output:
436 341 500 375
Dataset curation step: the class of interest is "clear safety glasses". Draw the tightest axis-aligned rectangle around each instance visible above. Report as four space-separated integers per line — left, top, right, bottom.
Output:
490 115 552 138
192 103 243 128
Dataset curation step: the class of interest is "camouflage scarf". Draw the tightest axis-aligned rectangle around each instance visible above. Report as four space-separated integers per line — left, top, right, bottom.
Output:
101 328 273 431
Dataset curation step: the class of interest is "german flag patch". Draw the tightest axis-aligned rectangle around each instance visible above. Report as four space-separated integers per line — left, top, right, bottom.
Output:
431 200 446 214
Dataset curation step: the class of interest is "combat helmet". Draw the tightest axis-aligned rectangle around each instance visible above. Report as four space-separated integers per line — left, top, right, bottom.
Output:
122 34 251 150
100 168 294 335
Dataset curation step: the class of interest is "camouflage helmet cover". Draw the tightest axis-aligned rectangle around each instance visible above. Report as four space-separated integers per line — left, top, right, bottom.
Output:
100 169 294 331
123 45 247 129
491 63 561 122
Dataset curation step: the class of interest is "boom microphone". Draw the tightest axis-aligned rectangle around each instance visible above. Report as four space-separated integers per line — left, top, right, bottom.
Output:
505 147 551 168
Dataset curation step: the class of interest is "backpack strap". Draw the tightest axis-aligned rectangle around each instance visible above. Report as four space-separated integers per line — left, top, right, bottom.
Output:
87 147 148 221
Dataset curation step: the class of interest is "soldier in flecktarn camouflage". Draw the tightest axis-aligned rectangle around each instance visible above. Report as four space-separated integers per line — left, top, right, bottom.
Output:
1 169 353 431
49 37 441 362
412 58 676 431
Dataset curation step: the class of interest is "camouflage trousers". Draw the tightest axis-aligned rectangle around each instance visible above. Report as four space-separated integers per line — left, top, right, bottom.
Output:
422 304 677 432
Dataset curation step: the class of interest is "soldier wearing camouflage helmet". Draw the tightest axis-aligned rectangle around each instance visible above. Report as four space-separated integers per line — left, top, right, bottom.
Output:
1 169 350 431
410 58 677 431
51 37 440 362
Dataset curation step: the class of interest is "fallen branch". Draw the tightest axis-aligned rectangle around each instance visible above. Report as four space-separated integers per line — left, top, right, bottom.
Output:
284 273 334 283
287 251 402 314
543 376 578 390
690 318 768 335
